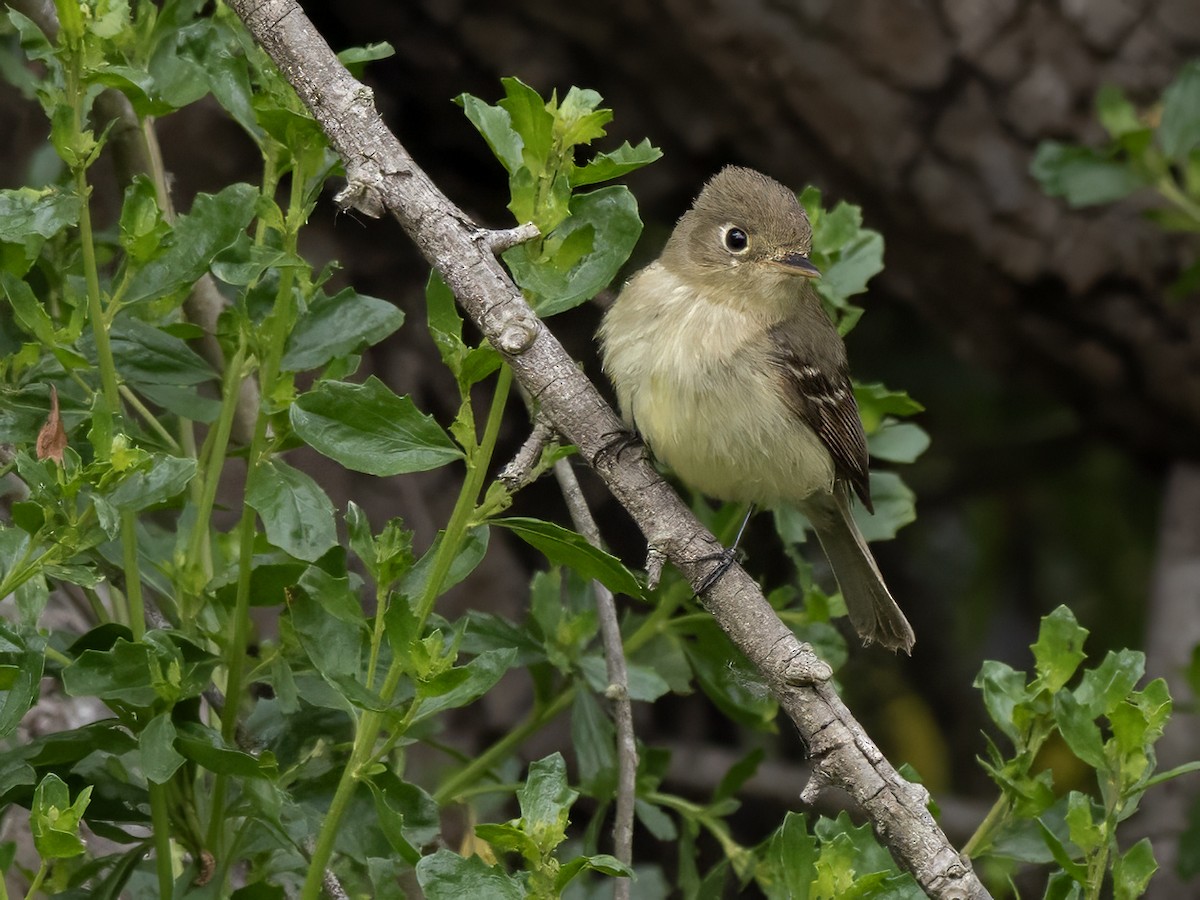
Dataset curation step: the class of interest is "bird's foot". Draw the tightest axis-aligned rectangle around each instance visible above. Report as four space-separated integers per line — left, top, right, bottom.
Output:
695 546 744 594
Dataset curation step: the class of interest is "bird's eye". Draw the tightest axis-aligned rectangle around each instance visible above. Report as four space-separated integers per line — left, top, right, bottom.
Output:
723 227 749 253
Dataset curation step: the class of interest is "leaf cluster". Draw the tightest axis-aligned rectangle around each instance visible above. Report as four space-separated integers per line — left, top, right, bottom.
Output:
970 606 1180 899
1032 58 1200 296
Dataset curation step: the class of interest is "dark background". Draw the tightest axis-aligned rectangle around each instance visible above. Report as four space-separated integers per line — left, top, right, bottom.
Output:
5 0 1199 893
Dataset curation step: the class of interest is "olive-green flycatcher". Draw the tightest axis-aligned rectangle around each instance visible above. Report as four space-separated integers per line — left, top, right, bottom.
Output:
598 166 915 653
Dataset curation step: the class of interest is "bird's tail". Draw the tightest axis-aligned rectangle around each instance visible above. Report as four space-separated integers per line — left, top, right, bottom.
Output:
806 490 915 654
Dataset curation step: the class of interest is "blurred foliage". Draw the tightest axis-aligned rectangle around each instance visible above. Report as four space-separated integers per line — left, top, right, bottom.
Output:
1033 58 1200 297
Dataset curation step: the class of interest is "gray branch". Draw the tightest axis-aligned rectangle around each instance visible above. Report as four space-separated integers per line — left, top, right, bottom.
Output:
226 1 988 896
554 457 637 899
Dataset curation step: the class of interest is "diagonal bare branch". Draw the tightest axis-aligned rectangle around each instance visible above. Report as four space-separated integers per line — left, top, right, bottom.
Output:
225 1 988 895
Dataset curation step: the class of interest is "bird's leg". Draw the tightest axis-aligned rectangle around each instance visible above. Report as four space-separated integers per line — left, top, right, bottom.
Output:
696 504 756 593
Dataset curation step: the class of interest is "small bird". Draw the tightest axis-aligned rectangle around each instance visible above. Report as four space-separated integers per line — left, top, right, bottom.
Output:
598 166 915 653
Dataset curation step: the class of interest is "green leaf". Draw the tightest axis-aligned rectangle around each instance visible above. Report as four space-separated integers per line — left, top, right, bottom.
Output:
366 779 421 866
854 382 925 425
808 196 861 253
282 288 404 372
0 626 41 739
1 272 58 345
136 383 222 423
1054 691 1105 768
30 774 91 860
62 639 159 708
1074 649 1145 717
345 501 376 577
425 271 468 372
1113 838 1157 900
974 659 1030 744
119 177 171 263
503 185 643 317
1095 85 1144 140
0 187 81 264
571 689 616 794
714 748 765 803
246 459 337 562
424 270 504 392
121 183 259 305
473 822 540 859
1032 606 1088 693
763 812 817 900
571 138 663 186
1043 871 1084 900
852 472 916 541
105 455 198 513
519 753 578 852
867 421 930 464
456 93 524 176
401 525 489 600
1063 791 1103 854
337 41 396 69
499 77 555 173
635 798 677 841
411 648 518 722
1035 816 1089 882
1031 142 1150 207
174 721 276 778
1109 678 1172 771
289 567 367 684
140 712 185 784
555 86 611 147
685 623 776 730
493 517 643 598
818 230 884 304
291 376 463 475
1160 60 1200 160
95 318 216 386
577 655 670 703
459 611 545 665
415 848 524 899
555 853 634 891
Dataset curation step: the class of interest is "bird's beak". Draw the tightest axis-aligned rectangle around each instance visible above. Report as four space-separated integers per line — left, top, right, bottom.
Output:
766 251 821 278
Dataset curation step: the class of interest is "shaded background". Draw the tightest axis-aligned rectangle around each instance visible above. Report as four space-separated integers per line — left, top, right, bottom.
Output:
5 0 1200 893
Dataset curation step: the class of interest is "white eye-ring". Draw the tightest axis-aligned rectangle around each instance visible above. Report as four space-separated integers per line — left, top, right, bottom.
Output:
722 225 749 253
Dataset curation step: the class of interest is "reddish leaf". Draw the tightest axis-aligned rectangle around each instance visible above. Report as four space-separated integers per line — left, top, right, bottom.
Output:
36 385 67 463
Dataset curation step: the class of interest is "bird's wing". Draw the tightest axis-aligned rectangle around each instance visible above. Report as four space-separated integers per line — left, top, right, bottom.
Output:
767 323 873 511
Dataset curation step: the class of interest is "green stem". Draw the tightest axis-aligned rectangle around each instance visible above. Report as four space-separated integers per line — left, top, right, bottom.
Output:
182 344 247 621
1157 174 1200 227
300 366 513 900
76 147 146 639
415 365 513 628
961 794 1007 858
365 583 388 693
118 385 180 451
433 580 680 805
22 862 47 900
77 175 116 413
149 781 174 900
435 687 576 805
207 195 300 860
122 510 145 641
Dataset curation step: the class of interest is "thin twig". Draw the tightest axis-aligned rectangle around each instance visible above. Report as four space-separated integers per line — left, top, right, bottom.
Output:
499 419 553 491
553 458 637 897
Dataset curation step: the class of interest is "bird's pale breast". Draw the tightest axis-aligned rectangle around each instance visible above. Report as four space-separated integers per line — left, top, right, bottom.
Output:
600 265 836 506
